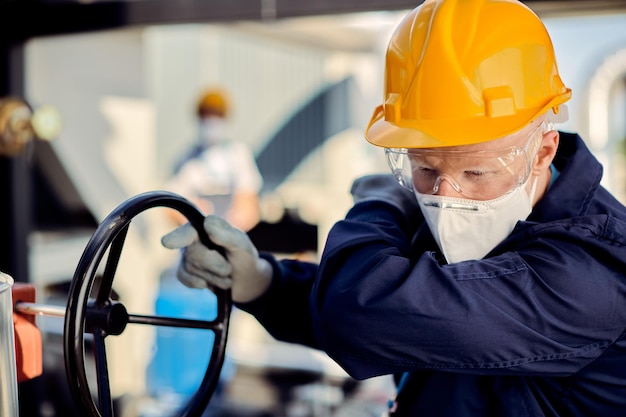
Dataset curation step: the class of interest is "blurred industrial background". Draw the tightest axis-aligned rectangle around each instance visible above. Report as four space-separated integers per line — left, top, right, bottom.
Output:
2 1 626 416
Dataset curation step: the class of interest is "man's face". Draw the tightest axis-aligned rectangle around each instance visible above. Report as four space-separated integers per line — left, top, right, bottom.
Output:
388 121 544 201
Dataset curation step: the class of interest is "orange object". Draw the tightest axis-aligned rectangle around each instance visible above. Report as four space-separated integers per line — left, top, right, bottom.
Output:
12 283 43 382
197 87 230 118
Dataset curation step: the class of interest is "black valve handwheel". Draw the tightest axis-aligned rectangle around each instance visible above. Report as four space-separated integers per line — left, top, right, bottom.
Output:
63 191 232 417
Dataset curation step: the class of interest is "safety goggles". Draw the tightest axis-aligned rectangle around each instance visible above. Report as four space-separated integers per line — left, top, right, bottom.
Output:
385 124 544 200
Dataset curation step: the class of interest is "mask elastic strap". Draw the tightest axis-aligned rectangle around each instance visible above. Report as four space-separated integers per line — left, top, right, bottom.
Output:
528 175 539 204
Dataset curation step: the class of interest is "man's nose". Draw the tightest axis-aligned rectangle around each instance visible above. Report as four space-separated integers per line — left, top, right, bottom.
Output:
432 175 463 197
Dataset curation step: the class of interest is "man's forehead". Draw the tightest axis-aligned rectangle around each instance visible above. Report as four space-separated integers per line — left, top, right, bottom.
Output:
420 121 540 153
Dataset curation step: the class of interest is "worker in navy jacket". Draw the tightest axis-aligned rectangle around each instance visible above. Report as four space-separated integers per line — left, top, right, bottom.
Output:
162 1 626 415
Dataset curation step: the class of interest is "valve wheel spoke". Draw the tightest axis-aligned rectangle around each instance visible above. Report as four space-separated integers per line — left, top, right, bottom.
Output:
92 331 113 417
95 226 128 305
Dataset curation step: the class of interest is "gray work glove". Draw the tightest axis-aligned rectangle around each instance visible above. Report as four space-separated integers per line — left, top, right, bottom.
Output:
350 173 418 212
161 215 273 303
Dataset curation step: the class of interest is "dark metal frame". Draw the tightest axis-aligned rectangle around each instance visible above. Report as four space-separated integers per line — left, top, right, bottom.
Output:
0 0 424 43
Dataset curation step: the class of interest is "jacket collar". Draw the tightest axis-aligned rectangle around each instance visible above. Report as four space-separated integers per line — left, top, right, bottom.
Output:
528 132 603 222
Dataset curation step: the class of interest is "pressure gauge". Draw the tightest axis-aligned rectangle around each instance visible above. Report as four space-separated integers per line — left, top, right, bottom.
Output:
0 97 63 156
0 98 34 156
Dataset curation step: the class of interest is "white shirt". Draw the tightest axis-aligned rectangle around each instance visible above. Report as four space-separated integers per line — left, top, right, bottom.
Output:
167 141 263 217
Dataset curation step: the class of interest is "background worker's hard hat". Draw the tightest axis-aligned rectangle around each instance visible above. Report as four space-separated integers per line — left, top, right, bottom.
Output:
365 0 572 149
197 88 230 118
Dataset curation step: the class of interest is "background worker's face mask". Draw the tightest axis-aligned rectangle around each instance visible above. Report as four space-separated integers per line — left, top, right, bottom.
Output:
388 123 545 263
199 116 228 145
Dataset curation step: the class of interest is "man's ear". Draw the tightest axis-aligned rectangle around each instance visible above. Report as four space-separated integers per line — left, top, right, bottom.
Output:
533 129 559 175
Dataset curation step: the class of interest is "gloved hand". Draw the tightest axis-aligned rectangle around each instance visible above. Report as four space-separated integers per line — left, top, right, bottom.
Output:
161 215 273 303
350 173 418 213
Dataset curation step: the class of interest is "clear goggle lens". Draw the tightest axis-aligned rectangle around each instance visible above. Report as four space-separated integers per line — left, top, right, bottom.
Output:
385 124 546 201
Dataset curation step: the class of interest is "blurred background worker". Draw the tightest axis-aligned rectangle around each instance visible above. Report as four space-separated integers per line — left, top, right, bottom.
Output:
166 87 263 232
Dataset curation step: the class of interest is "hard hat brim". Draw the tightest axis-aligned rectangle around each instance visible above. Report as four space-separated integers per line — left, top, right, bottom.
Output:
365 90 571 149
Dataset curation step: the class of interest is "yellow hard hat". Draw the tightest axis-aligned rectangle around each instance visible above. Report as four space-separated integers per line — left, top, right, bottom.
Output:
197 88 230 118
365 0 572 148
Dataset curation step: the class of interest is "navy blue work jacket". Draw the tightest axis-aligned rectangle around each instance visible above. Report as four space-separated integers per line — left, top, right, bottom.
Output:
239 133 626 416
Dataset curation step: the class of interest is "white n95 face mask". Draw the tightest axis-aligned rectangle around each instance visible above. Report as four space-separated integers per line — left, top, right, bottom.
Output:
199 116 228 145
415 177 538 264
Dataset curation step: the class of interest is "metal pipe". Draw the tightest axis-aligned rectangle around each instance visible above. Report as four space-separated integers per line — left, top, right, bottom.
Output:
0 272 19 417
14 301 66 318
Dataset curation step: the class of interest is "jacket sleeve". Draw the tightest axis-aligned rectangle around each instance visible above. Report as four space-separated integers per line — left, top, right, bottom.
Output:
234 174 420 350
236 254 320 349
310 199 626 380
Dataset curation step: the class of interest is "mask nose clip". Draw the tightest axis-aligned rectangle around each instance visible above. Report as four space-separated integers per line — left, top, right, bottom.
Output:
431 175 463 195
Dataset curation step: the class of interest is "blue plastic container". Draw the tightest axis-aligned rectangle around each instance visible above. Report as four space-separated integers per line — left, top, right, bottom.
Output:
146 270 217 399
